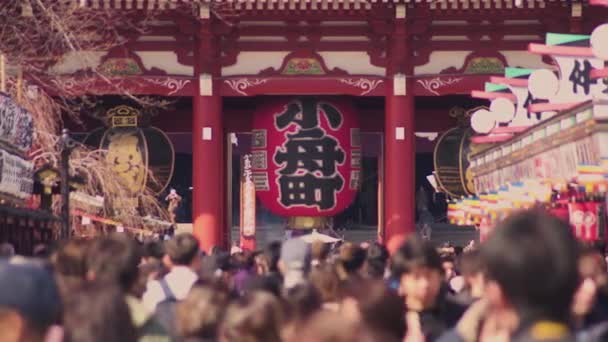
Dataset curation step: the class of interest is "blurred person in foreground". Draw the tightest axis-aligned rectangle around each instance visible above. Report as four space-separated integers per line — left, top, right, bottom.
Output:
231 251 256 296
439 209 580 342
279 238 311 290
288 310 389 342
309 263 342 311
63 284 137 342
311 240 331 268
0 261 61 342
339 279 406 341
391 236 466 341
363 242 389 279
86 234 169 342
175 282 231 342
218 291 285 342
450 250 485 306
441 255 457 285
572 244 608 331
144 233 201 310
50 239 90 301
282 283 323 340
335 242 366 282
143 233 202 338
245 242 284 297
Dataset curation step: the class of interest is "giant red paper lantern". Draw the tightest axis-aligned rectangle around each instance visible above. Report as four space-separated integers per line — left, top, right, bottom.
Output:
251 97 361 217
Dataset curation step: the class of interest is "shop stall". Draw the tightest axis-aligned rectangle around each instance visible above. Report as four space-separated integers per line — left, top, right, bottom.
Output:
448 0 608 242
0 92 57 254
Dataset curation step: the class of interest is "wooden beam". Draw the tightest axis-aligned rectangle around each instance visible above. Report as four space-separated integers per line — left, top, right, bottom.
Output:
234 25 372 37
415 40 541 51
427 23 545 36
232 41 380 51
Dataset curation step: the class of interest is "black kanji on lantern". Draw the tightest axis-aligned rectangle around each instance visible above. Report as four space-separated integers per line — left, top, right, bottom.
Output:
276 98 342 130
278 173 344 210
274 129 345 176
569 60 597 95
274 98 346 210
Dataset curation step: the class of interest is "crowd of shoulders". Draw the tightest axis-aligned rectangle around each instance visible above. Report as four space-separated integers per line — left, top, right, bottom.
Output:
1 209 608 341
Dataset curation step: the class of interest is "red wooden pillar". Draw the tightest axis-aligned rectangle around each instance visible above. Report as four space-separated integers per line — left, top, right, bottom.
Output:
192 12 224 252
192 95 223 251
384 81 415 242
384 6 416 242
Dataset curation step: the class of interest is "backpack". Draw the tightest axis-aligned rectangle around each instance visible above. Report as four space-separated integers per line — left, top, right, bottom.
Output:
154 278 179 341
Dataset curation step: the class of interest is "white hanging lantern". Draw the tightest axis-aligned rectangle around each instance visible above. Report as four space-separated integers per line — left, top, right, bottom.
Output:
528 69 559 100
591 24 608 60
471 109 496 134
490 98 516 123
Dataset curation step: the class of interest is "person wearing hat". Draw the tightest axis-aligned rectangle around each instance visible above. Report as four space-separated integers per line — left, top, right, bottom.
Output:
0 261 62 342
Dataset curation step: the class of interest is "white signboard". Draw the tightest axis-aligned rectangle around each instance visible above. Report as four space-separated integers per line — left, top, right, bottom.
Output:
0 150 33 199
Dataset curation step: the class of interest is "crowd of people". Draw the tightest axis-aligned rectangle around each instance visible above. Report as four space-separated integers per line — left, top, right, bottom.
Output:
1 209 608 341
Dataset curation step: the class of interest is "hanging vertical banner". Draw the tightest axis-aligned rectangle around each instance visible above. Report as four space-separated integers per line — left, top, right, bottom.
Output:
584 202 601 241
0 93 34 154
0 150 34 199
569 202 601 241
240 154 256 251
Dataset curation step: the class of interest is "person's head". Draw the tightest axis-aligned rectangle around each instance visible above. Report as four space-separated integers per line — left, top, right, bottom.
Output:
279 238 311 289
339 279 406 340
253 252 268 275
164 233 201 269
245 274 283 297
481 209 579 323
0 243 15 258
364 242 389 279
232 251 255 271
572 244 607 318
337 242 366 279
142 240 165 263
285 284 322 323
50 239 90 298
0 262 61 342
219 291 284 342
457 249 485 297
85 234 142 293
63 284 137 342
200 251 235 286
133 259 165 298
288 311 387 342
264 241 282 273
51 239 89 278
176 283 230 340
311 240 331 266
391 236 443 311
441 255 456 281
309 264 341 304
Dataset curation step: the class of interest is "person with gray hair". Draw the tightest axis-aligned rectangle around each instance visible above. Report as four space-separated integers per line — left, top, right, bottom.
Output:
0 243 15 258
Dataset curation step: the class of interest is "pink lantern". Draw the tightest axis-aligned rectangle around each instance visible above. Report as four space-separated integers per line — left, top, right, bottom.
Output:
251 97 361 217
